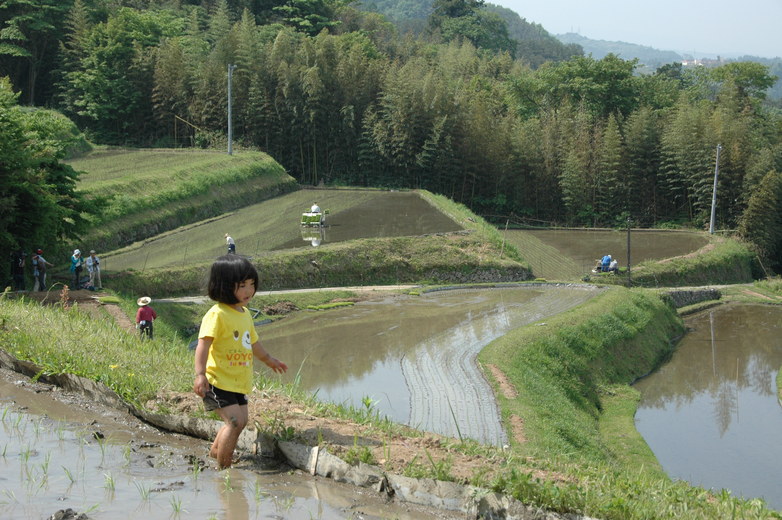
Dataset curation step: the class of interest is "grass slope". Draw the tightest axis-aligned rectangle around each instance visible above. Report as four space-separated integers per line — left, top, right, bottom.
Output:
67 148 298 251
501 229 582 280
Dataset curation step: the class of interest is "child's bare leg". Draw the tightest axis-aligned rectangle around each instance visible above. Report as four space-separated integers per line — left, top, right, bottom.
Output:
211 404 248 468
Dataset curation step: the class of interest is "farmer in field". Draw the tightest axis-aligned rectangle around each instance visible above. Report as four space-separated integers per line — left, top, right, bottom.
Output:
601 254 612 272
136 296 157 340
193 255 287 469
225 233 236 255
310 202 321 213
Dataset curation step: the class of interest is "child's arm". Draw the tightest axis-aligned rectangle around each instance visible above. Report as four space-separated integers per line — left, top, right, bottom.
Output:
251 340 288 374
193 337 213 397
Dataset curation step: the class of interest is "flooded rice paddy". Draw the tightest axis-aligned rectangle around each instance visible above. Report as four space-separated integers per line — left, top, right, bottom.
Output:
634 304 782 510
0 370 464 520
503 229 708 280
102 191 462 272
261 285 599 445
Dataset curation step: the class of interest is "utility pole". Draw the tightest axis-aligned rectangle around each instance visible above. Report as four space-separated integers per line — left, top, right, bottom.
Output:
227 64 237 155
626 216 631 286
709 144 722 234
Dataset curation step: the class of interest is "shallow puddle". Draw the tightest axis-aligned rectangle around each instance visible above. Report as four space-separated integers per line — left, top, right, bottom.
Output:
634 304 782 510
0 372 466 520
262 285 599 444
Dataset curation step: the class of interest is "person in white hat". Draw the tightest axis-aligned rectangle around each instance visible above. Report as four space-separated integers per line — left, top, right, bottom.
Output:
69 249 83 289
136 296 157 340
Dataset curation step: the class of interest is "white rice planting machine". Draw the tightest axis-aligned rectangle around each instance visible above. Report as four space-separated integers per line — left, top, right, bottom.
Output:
300 207 328 226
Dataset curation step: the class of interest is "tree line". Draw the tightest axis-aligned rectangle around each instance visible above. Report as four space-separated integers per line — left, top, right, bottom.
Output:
1 0 782 270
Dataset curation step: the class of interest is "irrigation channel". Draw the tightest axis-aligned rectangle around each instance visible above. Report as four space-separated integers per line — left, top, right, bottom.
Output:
261 285 600 445
634 303 782 510
0 367 468 520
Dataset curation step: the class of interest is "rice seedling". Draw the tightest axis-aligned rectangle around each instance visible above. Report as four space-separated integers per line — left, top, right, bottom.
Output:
252 479 268 504
134 480 151 500
1 489 17 504
169 494 183 513
40 452 51 477
122 444 131 466
19 445 32 464
190 458 202 481
103 472 115 491
61 465 75 484
222 471 233 492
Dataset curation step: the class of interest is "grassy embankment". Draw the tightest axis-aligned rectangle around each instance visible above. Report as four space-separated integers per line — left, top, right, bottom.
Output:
596 236 757 287
477 286 780 519
66 147 298 253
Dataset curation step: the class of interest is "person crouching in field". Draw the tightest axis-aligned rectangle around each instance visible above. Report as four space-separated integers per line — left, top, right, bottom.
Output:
193 255 287 469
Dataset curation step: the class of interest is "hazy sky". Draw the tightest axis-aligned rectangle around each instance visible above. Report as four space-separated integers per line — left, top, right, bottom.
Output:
491 0 782 59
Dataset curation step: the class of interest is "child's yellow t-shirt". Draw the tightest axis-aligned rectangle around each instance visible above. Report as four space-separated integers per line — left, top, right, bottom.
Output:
199 303 259 394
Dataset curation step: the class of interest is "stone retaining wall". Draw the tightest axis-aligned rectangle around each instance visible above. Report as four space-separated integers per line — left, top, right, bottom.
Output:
663 288 721 308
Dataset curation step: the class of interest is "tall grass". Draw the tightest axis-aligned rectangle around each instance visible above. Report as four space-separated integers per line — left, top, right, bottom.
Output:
0 296 191 406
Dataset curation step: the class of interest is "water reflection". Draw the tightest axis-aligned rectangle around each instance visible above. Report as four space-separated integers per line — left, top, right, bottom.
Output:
634 304 782 509
0 376 464 520
262 286 598 444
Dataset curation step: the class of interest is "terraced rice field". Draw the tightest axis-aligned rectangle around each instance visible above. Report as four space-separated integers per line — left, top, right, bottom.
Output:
262 285 601 444
100 190 462 272
503 229 709 281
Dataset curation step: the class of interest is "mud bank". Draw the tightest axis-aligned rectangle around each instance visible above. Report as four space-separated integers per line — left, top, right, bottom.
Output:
0 349 595 520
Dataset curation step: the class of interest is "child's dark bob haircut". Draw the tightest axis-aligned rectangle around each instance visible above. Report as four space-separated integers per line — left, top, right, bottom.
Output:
207 255 259 304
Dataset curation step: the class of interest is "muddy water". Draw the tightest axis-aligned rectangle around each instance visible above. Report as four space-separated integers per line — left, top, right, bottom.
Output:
634 304 782 510
261 286 599 445
513 229 707 273
0 371 465 520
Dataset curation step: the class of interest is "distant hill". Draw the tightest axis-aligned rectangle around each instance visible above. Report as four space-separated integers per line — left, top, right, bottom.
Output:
556 32 683 72
485 5 583 67
357 0 582 66
556 33 782 101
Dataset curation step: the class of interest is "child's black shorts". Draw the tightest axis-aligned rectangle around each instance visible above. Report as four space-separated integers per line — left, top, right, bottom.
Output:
203 384 248 411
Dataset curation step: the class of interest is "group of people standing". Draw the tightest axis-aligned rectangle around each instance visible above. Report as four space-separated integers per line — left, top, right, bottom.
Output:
9 247 103 292
69 249 102 290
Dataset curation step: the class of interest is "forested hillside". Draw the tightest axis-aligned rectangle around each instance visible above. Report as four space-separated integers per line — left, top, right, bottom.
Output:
1 0 782 271
556 32 684 70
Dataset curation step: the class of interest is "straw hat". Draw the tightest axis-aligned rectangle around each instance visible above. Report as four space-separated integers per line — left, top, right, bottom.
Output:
137 296 152 306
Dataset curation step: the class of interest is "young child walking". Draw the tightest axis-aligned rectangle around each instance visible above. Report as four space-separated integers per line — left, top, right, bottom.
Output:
193 255 287 469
